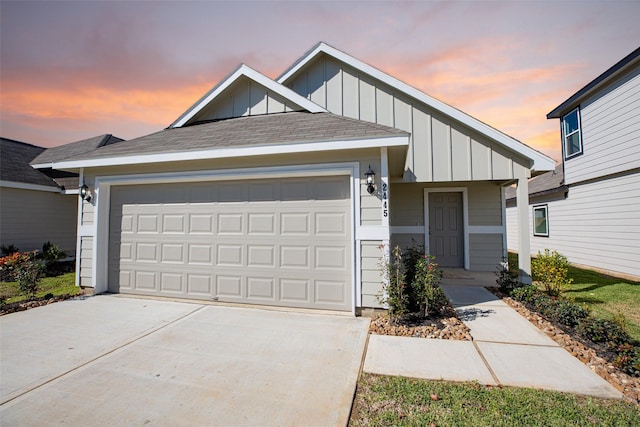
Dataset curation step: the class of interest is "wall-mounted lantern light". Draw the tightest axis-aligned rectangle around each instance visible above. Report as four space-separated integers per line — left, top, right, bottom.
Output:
79 184 92 202
365 165 376 195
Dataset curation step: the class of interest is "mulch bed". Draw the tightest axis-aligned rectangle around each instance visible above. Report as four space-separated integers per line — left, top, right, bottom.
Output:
488 288 639 404
368 304 472 340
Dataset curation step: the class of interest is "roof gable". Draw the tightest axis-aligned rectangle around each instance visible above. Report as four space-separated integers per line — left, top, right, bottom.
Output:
170 64 326 128
278 42 554 172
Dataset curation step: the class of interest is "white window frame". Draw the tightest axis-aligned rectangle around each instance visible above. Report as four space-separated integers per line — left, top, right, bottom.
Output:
532 204 549 237
562 107 583 160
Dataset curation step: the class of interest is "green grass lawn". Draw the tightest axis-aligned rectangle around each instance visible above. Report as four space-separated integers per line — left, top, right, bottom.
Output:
508 252 640 342
350 374 639 426
0 272 81 304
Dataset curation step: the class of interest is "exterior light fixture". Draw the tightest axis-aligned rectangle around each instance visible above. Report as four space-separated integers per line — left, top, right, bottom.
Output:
79 184 92 202
365 165 376 194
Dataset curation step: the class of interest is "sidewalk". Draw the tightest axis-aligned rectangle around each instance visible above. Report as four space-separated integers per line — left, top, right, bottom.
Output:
363 285 622 399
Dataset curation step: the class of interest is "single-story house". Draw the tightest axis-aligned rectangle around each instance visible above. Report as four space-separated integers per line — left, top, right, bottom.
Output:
0 137 79 254
506 47 640 280
42 43 555 313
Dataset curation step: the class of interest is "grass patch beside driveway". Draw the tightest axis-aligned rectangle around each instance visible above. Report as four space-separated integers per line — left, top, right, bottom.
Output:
0 272 81 304
350 374 639 426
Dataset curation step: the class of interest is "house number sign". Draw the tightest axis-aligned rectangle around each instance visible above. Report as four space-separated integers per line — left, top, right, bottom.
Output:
381 182 389 218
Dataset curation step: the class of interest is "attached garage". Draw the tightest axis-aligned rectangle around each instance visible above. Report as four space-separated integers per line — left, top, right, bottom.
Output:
107 176 353 311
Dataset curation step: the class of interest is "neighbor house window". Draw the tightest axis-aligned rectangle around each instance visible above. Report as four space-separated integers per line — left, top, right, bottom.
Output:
562 107 582 159
533 205 549 237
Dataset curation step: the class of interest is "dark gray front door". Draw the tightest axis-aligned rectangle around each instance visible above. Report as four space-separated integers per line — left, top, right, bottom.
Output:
428 192 464 267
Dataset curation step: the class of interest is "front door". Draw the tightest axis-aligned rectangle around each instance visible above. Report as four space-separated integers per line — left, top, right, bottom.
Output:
428 192 464 267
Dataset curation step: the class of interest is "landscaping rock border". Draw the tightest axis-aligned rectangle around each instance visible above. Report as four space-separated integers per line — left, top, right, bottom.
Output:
369 314 472 340
0 293 86 316
502 295 639 404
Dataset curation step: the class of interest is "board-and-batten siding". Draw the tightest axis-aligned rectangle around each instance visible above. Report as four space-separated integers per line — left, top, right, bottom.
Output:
564 65 640 185
190 77 297 123
506 171 640 279
285 54 531 182
0 187 77 253
361 240 383 308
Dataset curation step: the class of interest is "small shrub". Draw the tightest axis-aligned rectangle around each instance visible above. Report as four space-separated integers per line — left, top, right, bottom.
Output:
531 249 573 296
403 242 425 311
15 253 44 299
510 285 537 304
42 241 66 262
0 244 19 256
555 301 590 327
496 261 520 293
614 344 640 377
411 255 445 318
576 317 630 347
378 245 409 319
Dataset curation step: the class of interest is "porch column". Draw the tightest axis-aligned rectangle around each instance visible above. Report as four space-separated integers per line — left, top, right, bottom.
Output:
516 175 532 284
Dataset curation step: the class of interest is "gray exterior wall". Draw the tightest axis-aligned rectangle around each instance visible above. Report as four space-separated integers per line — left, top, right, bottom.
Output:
390 181 505 271
284 53 531 183
564 65 640 185
361 240 383 308
506 171 640 279
0 187 77 254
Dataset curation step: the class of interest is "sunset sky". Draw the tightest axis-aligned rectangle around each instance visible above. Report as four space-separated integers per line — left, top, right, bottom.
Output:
1 1 639 162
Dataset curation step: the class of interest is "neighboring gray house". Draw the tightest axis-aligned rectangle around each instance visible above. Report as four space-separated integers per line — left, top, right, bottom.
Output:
41 43 554 313
506 47 640 280
0 138 78 253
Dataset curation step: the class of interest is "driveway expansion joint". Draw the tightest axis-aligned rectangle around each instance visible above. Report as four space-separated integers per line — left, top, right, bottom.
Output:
472 340 501 386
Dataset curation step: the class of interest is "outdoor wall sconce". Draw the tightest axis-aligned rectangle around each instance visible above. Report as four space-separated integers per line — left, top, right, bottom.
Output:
365 165 376 194
79 184 92 202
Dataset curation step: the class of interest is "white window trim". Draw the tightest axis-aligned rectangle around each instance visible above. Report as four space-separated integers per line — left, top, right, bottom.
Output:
90 162 362 315
423 187 470 270
532 204 549 237
562 107 583 160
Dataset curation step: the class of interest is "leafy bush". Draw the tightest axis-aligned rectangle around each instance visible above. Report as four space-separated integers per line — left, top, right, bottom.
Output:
42 241 66 262
554 301 590 327
411 255 445 317
495 261 520 293
15 253 44 299
531 249 573 296
378 245 409 319
614 344 640 377
510 285 537 304
576 317 631 347
402 243 426 311
0 244 19 256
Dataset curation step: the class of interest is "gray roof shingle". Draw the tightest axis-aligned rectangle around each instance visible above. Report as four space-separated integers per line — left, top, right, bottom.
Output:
31 134 124 165
60 112 408 162
505 164 565 201
0 138 60 188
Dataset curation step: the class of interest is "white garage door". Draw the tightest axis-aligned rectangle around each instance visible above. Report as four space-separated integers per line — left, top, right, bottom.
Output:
108 176 352 311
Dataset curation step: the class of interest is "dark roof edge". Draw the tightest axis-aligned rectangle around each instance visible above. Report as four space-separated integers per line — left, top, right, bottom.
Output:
547 47 640 119
506 185 569 203
0 136 44 150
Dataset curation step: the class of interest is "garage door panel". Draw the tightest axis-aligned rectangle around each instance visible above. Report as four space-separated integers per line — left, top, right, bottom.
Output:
109 176 352 311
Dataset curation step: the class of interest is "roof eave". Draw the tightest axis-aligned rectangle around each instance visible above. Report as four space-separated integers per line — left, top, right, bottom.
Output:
52 135 409 170
547 47 640 119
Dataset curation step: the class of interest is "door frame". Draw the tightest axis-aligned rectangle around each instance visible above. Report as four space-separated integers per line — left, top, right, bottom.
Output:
423 187 470 269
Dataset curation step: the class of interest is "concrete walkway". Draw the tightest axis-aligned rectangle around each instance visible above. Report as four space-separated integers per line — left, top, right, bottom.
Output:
364 285 622 399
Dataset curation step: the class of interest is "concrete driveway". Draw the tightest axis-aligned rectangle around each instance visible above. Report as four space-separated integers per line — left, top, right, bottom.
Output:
1 295 369 426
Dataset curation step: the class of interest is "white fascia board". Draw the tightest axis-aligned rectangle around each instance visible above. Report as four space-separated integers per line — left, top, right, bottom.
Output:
31 162 54 169
53 135 409 169
171 64 326 128
0 180 62 193
278 43 555 172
